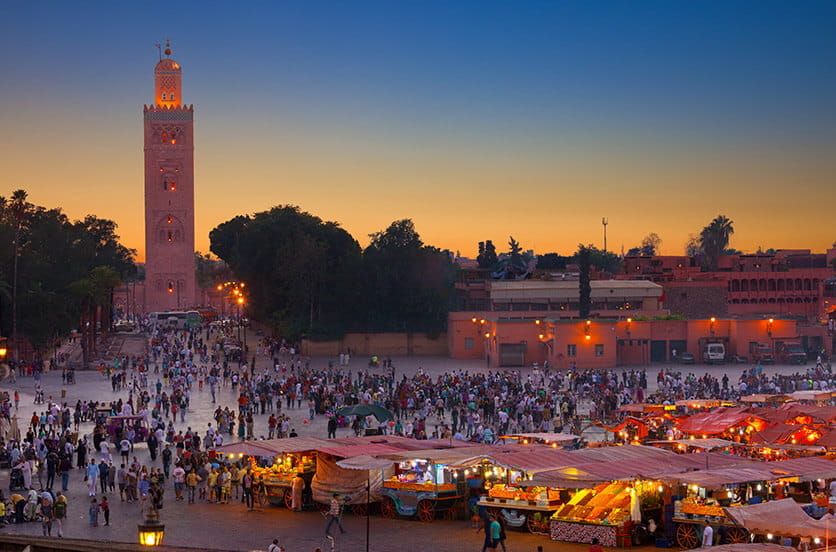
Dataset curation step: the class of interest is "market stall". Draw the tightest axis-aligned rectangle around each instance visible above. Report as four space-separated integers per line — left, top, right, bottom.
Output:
376 446 500 522
310 443 404 515
724 498 836 545
659 456 836 549
547 481 637 547
249 451 316 507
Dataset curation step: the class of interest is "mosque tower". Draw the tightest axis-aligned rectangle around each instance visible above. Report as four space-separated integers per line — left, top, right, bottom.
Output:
143 41 196 311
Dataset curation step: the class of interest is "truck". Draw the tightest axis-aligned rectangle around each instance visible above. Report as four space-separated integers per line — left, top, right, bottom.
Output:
749 343 774 364
702 343 726 364
777 341 807 365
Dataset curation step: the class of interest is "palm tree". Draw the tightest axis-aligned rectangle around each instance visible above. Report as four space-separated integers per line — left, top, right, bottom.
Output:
699 215 734 271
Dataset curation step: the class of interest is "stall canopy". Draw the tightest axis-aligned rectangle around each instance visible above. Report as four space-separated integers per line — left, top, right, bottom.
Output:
524 451 751 489
648 438 737 449
786 391 835 403
336 455 396 471
658 456 836 489
500 432 580 443
212 435 480 458
724 498 836 539
450 448 579 473
740 394 790 404
211 440 293 457
677 407 759 435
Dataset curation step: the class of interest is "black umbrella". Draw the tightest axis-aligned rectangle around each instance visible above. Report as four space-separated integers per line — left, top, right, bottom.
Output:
336 404 394 422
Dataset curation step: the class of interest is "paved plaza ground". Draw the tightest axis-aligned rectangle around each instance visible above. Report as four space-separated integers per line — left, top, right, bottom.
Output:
0 333 824 551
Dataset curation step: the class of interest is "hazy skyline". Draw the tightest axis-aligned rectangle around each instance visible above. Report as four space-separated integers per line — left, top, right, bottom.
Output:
2 1 835 261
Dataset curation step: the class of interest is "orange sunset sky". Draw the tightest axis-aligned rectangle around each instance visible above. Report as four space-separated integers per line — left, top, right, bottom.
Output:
2 3 835 262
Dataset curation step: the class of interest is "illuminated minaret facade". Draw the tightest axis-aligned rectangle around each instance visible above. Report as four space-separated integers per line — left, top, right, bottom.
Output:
143 42 196 311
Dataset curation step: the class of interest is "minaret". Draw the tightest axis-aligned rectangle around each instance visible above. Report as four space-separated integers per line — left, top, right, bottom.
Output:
143 41 196 311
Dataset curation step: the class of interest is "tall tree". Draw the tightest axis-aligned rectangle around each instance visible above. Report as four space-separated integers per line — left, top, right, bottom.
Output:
361 219 455 335
210 205 361 340
577 245 592 318
684 234 701 257
699 215 735 271
0 191 135 356
477 240 498 268
536 253 568 270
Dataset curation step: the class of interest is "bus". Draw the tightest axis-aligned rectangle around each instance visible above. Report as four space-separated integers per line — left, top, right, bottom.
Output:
149 311 202 330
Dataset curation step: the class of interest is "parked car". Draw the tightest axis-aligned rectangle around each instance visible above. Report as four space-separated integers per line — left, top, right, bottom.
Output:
114 321 135 332
758 353 775 364
678 352 695 364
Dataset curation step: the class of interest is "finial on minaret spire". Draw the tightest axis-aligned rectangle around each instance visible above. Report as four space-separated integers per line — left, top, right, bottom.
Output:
155 42 162 61
164 38 172 58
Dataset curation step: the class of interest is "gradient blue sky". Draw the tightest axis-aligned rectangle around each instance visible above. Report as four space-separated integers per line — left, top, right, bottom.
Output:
2 1 835 260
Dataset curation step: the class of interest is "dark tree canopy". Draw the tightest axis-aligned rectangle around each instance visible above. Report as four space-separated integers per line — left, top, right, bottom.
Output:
210 209 455 340
210 205 361 340
0 190 136 353
536 253 568 270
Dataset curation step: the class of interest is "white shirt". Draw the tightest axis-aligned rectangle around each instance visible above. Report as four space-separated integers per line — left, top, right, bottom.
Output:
702 525 714 547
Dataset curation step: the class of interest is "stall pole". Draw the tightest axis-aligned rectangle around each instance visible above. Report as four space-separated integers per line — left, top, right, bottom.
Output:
366 474 371 552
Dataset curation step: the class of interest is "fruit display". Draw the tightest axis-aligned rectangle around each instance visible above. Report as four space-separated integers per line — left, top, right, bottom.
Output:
488 484 561 502
550 483 631 526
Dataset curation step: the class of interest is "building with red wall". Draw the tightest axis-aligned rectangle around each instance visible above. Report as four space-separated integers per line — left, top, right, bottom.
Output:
617 247 836 321
449 315 831 369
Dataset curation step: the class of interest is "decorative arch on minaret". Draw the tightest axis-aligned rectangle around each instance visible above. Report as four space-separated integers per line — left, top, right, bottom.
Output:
156 214 186 244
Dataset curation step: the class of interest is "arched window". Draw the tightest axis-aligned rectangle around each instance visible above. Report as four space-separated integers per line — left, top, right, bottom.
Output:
786 279 793 291
804 279 812 291
777 279 785 291
768 279 776 291
161 92 167 100
731 280 740 292
167 231 173 242
750 279 758 291
759 279 766 291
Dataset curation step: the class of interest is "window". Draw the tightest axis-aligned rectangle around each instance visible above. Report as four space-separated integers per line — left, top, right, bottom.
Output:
167 231 173 242
567 344 577 357
464 338 474 350
161 92 167 100
595 344 605 357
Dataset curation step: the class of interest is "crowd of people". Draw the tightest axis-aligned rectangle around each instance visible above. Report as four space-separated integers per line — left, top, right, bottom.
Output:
0 317 833 550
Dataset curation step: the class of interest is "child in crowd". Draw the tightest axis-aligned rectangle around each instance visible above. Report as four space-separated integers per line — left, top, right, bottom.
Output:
100 496 110 526
88 498 99 526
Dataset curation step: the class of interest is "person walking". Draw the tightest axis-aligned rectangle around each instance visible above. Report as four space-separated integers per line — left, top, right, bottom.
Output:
39 497 55 536
242 470 254 509
85 459 99 497
54 492 67 537
324 493 347 535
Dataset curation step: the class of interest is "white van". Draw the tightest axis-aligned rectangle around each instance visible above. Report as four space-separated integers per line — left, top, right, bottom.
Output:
702 343 726 364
